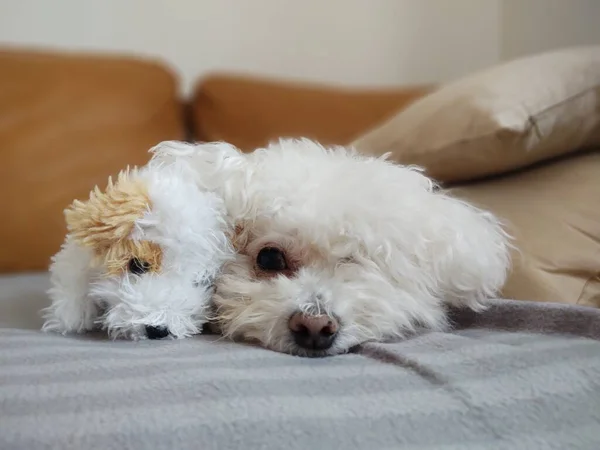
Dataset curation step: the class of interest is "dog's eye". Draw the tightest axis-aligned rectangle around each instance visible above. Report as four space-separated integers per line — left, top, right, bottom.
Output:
256 247 288 272
128 258 150 275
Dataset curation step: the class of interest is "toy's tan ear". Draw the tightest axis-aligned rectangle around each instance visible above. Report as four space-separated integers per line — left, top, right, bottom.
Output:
65 168 150 253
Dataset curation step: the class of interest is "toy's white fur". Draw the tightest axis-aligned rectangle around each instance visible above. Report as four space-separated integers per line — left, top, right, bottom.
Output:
151 138 512 356
42 157 233 340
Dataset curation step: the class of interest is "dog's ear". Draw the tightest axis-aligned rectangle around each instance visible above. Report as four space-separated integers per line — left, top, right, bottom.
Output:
149 140 251 223
148 140 245 187
373 163 511 310
65 168 150 253
418 192 512 309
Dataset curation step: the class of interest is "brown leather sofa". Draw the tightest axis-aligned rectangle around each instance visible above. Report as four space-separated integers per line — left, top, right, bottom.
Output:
1 46 598 308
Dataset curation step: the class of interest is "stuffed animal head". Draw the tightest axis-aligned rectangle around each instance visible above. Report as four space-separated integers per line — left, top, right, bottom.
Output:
47 160 233 340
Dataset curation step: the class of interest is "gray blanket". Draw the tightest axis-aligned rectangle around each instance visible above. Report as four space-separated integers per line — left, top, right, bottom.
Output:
1 273 600 450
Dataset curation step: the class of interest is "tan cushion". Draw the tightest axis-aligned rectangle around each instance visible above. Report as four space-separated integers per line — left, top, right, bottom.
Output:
353 46 600 183
0 48 185 272
192 73 433 151
449 151 600 307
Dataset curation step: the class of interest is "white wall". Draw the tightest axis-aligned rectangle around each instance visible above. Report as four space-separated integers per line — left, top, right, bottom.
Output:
0 0 599 96
501 0 600 59
0 0 501 94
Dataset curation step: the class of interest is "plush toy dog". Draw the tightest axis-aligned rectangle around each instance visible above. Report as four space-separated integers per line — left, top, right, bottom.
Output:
41 156 233 340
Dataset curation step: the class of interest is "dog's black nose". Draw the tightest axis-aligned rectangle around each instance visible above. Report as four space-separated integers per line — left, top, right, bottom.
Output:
289 313 339 351
145 325 169 340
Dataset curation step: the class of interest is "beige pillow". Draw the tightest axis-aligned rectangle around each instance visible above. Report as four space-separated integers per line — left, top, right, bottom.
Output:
449 151 600 307
353 46 600 183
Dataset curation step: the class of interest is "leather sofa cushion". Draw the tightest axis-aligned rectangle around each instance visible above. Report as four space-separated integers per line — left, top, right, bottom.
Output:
192 73 432 151
0 48 185 272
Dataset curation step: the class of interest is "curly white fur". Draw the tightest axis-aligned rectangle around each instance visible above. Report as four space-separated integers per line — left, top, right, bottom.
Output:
150 138 512 356
42 157 234 340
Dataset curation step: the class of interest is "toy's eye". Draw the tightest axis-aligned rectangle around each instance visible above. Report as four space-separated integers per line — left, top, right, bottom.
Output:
128 258 150 275
256 247 288 272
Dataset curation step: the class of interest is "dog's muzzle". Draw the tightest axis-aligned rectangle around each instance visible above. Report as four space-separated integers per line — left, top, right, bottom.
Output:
288 312 339 351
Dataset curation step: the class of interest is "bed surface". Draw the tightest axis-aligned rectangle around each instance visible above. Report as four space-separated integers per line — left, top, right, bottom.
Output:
1 272 600 450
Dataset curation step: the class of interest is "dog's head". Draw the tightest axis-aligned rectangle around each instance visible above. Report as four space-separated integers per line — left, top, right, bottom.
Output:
65 161 232 340
178 138 511 356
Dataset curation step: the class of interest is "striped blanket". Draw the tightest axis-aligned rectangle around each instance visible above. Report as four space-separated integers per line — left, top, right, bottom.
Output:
1 274 600 450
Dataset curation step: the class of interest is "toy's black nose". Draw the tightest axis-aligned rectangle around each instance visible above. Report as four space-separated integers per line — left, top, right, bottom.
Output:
145 326 169 340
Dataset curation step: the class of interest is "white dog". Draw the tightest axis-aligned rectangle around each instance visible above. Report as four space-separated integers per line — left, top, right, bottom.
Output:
151 138 511 356
41 157 233 340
